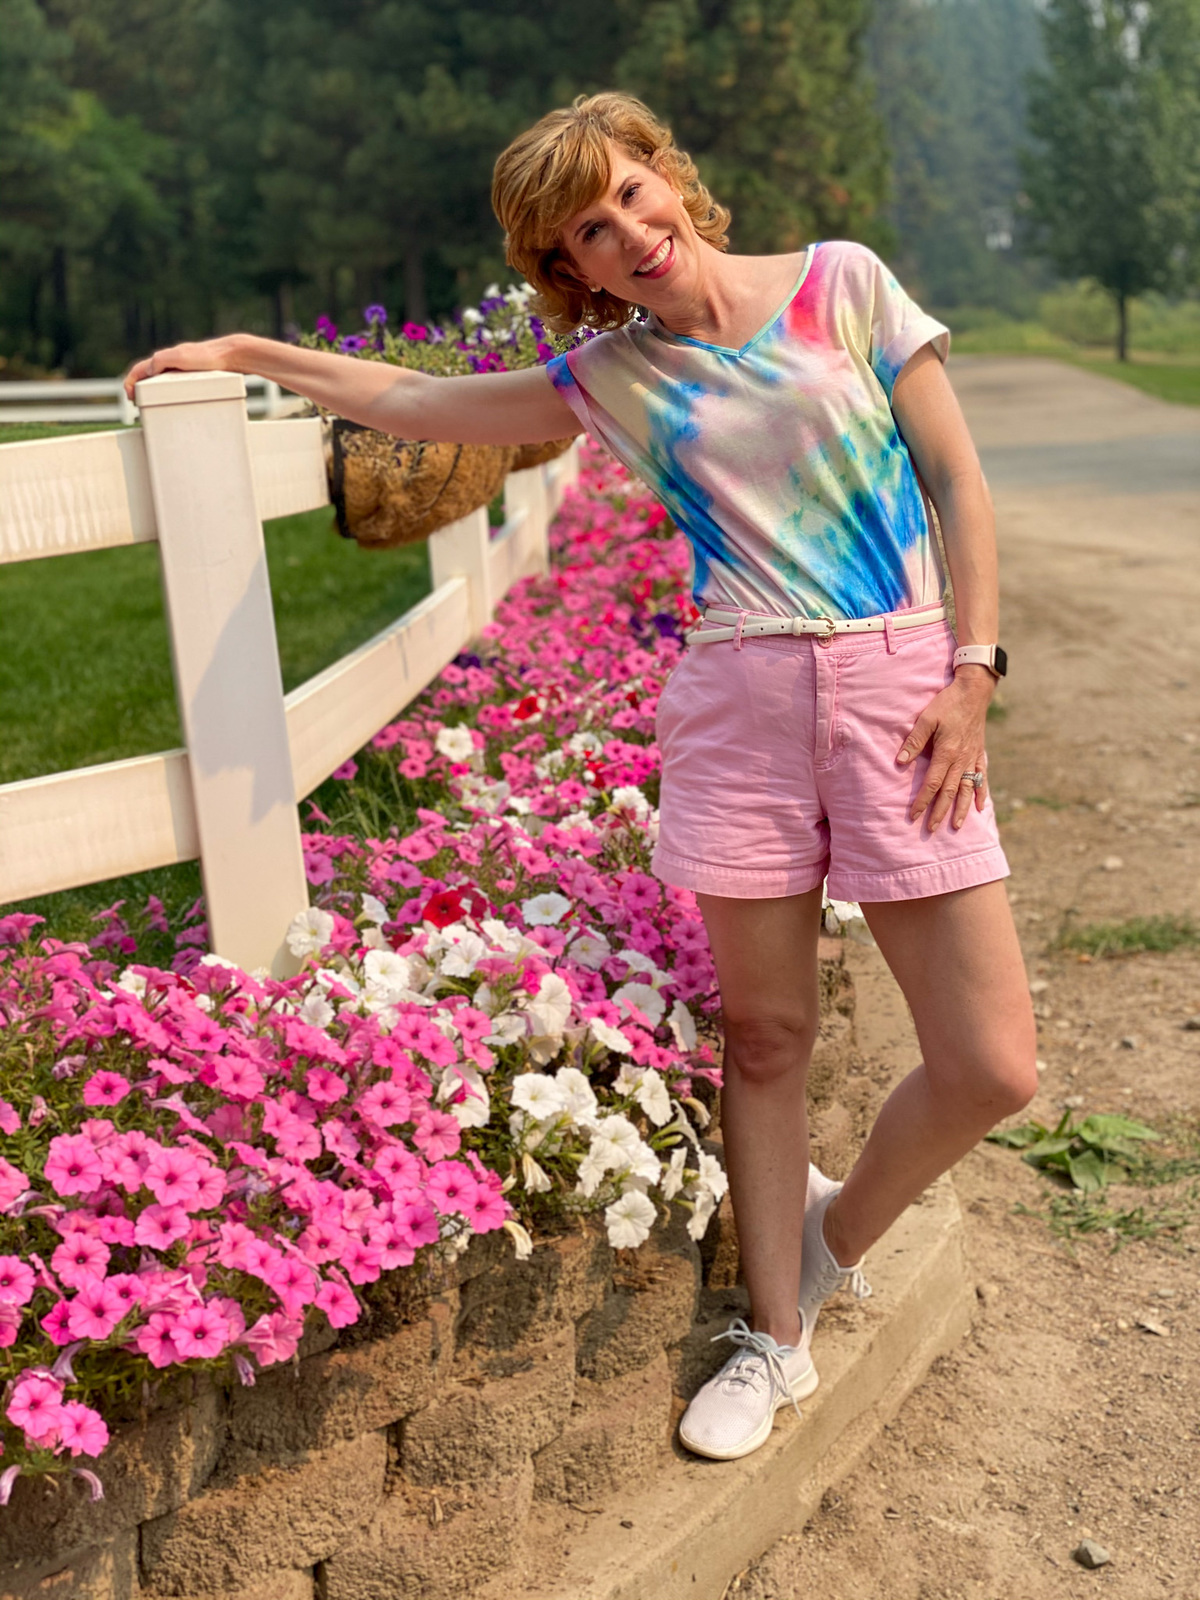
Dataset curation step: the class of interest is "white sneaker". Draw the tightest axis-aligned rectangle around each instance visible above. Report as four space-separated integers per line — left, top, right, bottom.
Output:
679 1316 818 1461
799 1168 873 1335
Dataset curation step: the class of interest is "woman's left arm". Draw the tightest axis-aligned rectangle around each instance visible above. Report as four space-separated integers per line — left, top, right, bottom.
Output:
891 343 998 833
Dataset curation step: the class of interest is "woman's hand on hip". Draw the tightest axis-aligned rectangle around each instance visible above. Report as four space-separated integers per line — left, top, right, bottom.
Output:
896 666 994 832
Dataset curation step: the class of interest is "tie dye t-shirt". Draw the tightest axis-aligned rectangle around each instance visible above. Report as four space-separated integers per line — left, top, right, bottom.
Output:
546 240 951 621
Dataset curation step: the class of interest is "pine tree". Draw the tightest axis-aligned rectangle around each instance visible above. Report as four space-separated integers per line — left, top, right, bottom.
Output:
1023 0 1200 359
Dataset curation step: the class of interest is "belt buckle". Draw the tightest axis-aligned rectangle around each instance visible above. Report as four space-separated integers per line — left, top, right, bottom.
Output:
813 614 837 646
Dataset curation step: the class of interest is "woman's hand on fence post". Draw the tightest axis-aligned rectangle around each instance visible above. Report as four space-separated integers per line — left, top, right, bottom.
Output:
124 336 244 399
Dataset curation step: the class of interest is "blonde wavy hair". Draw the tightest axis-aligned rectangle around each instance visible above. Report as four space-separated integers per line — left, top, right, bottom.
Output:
492 92 731 335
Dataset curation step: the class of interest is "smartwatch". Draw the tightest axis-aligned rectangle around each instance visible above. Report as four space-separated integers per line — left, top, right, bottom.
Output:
953 644 1007 679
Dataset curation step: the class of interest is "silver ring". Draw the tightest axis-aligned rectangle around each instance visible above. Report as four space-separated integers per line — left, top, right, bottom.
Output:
962 770 986 790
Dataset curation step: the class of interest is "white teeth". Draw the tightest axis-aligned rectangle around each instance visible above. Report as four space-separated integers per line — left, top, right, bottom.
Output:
635 239 671 275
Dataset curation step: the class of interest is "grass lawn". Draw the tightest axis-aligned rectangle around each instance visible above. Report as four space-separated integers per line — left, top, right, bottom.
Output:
946 329 1200 407
1 421 432 930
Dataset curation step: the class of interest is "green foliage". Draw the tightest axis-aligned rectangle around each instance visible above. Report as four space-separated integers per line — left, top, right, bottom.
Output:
988 1109 1162 1193
616 0 889 253
1022 0 1200 358
1054 914 1200 958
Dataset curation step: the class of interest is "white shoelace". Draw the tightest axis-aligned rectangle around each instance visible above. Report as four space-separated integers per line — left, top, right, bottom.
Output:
709 1318 804 1418
814 1256 874 1303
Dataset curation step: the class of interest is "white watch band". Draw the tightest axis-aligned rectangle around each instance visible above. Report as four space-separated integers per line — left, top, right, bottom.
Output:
953 644 1001 677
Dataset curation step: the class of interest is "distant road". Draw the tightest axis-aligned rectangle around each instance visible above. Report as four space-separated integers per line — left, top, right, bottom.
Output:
949 355 1200 495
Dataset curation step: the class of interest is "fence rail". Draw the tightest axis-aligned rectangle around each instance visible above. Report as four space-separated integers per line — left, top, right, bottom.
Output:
0 371 578 973
0 373 300 426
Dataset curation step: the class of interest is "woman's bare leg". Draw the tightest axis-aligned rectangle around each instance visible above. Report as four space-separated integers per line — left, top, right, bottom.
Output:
823 879 1038 1267
696 887 824 1349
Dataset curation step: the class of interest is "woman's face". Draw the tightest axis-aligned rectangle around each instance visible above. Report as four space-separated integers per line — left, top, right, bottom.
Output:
561 147 700 308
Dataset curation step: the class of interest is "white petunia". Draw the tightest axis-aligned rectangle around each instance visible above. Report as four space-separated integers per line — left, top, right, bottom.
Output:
441 1063 492 1129
634 1068 673 1128
286 906 335 958
554 1066 599 1129
569 929 611 969
510 1072 567 1120
437 929 488 978
113 968 147 998
503 1218 534 1259
533 749 566 778
605 1189 657 1249
589 1017 632 1055
360 893 388 926
462 306 483 326
610 785 651 821
575 1145 611 1199
521 1152 553 1192
588 1114 643 1173
526 972 572 1037
363 949 411 996
485 1011 529 1047
560 810 597 832
521 892 571 927
668 998 697 1052
660 1146 689 1201
613 982 666 1027
361 926 388 951
434 724 475 763
693 1150 730 1203
506 795 534 814
616 948 662 980
299 990 335 1028
687 1189 718 1242
567 730 604 758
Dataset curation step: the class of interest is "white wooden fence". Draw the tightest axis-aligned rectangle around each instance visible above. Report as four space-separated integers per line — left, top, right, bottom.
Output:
0 371 579 975
0 374 297 426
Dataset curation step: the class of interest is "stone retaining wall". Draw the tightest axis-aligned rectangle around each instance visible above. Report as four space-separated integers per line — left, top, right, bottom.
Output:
3 941 860 1600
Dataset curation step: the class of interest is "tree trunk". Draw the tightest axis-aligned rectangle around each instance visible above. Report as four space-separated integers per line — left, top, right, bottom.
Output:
404 245 428 326
50 246 71 372
1117 291 1128 363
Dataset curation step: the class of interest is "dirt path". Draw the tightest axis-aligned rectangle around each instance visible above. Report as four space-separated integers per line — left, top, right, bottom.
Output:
737 359 1200 1600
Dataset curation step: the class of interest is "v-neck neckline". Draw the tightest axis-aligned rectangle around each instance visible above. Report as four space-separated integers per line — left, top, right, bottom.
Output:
646 245 815 359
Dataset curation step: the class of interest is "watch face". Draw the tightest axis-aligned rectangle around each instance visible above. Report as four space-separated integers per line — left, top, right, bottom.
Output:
994 645 1008 678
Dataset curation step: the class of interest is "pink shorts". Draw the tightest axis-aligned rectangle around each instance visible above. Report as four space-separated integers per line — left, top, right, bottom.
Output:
651 617 1009 903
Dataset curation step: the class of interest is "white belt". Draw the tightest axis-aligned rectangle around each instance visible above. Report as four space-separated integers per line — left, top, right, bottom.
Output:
685 602 947 646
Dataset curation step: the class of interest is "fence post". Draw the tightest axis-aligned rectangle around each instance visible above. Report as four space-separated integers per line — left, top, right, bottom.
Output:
135 370 308 977
428 507 493 636
504 467 550 576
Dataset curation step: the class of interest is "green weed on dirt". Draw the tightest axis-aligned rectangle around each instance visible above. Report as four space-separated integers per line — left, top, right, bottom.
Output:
1055 915 1200 958
988 1110 1162 1194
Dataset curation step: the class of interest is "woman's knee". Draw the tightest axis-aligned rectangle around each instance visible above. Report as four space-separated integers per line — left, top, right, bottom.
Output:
944 1045 1039 1122
724 1013 816 1088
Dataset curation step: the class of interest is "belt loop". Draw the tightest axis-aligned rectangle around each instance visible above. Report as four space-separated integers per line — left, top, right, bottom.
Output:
883 613 897 655
734 610 747 651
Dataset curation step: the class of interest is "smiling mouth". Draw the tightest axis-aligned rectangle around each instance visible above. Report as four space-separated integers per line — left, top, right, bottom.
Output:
634 237 674 277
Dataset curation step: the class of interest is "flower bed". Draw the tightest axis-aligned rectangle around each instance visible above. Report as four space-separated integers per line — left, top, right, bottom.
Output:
0 445 736 1501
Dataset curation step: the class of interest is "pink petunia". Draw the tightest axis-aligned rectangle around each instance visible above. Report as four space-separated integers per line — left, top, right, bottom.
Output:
104 1273 145 1318
172 1304 229 1360
367 1217 416 1270
51 1234 111 1290
67 1277 127 1340
265 1257 317 1318
43 1134 104 1198
298 1221 346 1265
41 1299 74 1346
211 1056 265 1100
392 1199 440 1249
356 1079 413 1128
425 1160 480 1216
0 1098 20 1134
306 1067 348 1106
466 1183 508 1234
7 1373 65 1443
134 1203 191 1250
0 1157 28 1210
0 1304 20 1348
143 1147 204 1210
57 1401 109 1458
82 1070 131 1107
369 1143 423 1194
242 1311 303 1368
0 1255 35 1306
135 1312 181 1369
412 1109 461 1162
340 1237 383 1286
315 1280 360 1328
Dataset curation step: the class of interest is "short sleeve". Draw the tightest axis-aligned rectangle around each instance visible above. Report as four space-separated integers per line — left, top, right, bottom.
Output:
861 249 950 400
545 348 597 436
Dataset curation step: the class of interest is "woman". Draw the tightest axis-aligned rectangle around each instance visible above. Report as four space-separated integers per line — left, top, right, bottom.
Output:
127 92 1036 1463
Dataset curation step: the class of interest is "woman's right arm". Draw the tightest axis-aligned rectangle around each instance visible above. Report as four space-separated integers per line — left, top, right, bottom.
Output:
123 333 583 447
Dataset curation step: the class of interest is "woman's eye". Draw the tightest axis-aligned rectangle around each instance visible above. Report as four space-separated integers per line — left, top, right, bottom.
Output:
583 223 600 242
623 184 640 204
